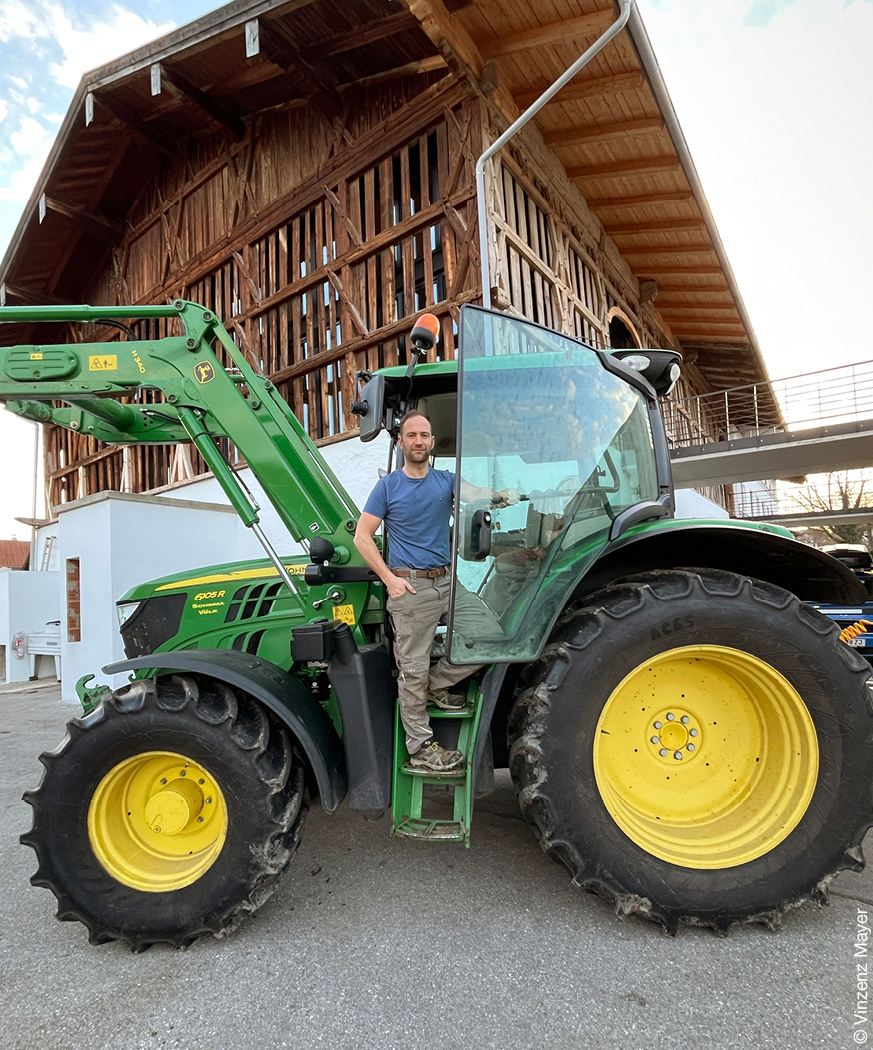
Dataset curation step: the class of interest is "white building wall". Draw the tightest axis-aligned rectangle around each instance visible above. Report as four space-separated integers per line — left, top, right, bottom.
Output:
0 568 61 683
57 493 241 702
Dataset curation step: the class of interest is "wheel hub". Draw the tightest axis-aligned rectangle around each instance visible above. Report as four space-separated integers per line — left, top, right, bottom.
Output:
144 775 204 835
648 709 701 762
88 751 227 892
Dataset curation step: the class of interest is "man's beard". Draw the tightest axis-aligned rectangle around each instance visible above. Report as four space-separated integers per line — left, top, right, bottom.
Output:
404 447 431 463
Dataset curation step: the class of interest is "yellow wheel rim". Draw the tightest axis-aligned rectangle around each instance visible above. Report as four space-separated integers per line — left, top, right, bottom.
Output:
592 645 819 869
88 751 228 892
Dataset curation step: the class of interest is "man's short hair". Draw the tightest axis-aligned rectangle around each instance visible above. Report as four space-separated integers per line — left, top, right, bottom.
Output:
397 410 432 435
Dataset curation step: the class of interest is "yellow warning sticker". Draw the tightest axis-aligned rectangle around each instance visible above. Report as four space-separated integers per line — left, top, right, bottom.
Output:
30 353 43 360
89 354 118 371
332 604 356 626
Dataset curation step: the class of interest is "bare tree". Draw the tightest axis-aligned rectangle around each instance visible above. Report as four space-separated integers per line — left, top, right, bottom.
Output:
781 471 873 547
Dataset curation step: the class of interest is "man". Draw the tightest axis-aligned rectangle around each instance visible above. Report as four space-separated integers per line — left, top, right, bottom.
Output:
354 412 516 772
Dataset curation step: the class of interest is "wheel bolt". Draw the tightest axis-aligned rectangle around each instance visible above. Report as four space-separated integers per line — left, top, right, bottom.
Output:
690 729 698 737
197 816 204 823
654 721 662 729
674 752 683 760
650 736 659 744
666 712 675 721
205 797 212 804
687 743 695 751
659 749 668 757
198 778 205 785
160 778 167 785
179 770 186 777
681 715 689 724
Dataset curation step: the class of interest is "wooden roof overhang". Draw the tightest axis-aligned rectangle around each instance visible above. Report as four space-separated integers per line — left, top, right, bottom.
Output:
0 0 780 428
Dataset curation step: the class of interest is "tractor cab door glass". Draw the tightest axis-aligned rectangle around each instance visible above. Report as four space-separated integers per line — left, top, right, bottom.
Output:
448 306 659 664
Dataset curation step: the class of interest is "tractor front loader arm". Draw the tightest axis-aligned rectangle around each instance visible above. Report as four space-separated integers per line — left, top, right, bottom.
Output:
0 300 361 558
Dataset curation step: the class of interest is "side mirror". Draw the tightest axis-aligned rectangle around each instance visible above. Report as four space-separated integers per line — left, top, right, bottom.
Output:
462 508 492 561
350 373 386 442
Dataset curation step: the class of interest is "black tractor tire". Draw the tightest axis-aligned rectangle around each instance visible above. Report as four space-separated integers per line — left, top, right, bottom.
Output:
508 568 873 933
21 673 308 950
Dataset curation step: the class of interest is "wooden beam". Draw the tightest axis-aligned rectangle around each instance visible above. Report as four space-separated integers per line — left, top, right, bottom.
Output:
157 64 246 140
605 219 705 236
585 190 693 209
405 0 483 75
90 92 175 154
515 70 645 110
621 243 714 257
40 195 125 243
479 9 614 59
640 269 725 278
567 156 679 179
338 55 447 91
204 59 288 97
404 0 519 120
312 11 419 58
674 326 748 336
658 301 737 312
0 282 67 306
257 18 344 124
544 117 662 148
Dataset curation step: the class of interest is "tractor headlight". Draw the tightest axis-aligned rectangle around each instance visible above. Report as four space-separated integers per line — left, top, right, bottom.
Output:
116 601 143 628
619 354 651 372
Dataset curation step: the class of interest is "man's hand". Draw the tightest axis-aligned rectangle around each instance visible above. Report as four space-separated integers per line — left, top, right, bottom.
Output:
492 487 521 508
386 574 416 599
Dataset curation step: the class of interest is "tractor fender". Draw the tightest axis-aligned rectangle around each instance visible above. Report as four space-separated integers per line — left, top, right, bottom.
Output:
103 649 347 813
574 523 867 605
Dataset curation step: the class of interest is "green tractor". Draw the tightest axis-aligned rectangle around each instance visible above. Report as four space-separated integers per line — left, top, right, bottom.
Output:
1 299 870 948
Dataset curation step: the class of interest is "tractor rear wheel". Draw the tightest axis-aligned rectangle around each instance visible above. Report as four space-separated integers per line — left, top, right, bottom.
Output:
508 569 873 932
21 673 308 950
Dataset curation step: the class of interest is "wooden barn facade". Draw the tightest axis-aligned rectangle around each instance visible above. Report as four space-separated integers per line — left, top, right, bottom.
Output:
0 0 777 510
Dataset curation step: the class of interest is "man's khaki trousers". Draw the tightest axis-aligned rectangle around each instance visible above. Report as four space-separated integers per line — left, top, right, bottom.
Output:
386 570 501 754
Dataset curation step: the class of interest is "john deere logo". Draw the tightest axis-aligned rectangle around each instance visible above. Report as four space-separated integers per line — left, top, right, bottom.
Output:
195 362 215 384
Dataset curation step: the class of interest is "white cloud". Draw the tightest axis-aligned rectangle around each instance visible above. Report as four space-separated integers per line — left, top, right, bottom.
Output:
0 99 7 122
0 114 53 201
8 75 28 89
0 0 50 42
47 4 175 89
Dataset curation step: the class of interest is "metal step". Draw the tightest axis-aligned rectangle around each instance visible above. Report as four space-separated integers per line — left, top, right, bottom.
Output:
427 705 475 719
401 763 466 780
395 817 466 842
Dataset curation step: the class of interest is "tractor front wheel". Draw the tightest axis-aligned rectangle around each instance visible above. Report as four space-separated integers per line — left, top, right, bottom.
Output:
509 569 873 932
21 673 308 950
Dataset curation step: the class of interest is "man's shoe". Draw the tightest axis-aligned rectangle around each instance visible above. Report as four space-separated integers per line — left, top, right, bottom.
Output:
407 740 464 772
428 689 466 711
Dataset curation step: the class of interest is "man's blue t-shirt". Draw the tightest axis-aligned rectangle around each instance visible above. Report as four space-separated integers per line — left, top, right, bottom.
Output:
363 468 455 569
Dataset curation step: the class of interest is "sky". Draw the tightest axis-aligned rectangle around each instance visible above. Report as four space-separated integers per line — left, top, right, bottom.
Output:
0 0 871 537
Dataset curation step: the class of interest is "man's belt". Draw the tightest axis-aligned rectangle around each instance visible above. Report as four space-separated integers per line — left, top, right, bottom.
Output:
391 566 449 579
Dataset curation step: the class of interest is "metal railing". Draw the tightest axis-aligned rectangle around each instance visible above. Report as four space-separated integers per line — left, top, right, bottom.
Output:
664 359 873 450
731 482 873 522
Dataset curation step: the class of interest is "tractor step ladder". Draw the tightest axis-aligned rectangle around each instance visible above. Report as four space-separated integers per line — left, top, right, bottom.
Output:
391 678 483 846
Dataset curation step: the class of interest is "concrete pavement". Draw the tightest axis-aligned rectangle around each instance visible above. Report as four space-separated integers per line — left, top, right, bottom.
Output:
0 680 868 1050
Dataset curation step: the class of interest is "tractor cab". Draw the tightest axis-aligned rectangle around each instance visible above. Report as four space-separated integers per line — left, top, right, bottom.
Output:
354 305 679 664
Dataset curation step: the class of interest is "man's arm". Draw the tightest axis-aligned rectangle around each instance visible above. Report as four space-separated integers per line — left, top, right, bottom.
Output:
354 512 416 599
458 480 520 507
